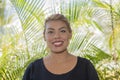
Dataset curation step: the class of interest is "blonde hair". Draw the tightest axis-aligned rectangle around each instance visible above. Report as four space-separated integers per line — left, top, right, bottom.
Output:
44 14 72 33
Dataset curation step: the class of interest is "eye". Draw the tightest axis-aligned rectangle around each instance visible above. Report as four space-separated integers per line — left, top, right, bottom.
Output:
61 30 66 33
48 31 53 34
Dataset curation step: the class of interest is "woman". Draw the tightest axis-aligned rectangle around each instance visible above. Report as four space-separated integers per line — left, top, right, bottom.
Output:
23 14 99 80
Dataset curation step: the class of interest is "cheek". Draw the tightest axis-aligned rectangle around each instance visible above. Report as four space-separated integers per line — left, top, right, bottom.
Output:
63 36 70 43
64 34 71 40
45 35 52 42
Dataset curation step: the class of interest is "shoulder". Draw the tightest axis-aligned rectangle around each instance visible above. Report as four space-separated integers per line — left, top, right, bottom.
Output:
30 58 43 67
32 58 43 64
77 56 92 64
77 57 99 79
25 58 43 71
22 58 43 80
23 58 43 74
77 56 95 69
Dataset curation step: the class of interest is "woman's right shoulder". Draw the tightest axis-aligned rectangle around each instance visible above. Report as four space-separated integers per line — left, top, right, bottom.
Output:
22 58 43 80
27 58 43 68
33 58 43 64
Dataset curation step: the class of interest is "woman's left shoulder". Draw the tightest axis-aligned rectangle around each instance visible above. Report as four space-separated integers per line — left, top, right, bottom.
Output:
76 56 99 80
77 56 95 67
77 56 91 63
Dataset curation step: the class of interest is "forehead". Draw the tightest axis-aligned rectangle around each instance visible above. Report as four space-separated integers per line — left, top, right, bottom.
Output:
45 20 67 29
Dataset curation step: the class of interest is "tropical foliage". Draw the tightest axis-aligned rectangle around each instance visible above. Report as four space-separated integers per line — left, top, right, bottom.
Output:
0 0 120 80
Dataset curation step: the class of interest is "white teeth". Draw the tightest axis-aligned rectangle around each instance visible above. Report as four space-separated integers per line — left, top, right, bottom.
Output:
54 42 63 45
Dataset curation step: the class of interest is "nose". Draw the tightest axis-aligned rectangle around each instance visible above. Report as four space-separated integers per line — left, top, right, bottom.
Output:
54 32 60 39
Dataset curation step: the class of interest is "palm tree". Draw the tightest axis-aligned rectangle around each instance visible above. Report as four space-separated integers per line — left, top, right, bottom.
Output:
0 0 47 79
0 0 120 79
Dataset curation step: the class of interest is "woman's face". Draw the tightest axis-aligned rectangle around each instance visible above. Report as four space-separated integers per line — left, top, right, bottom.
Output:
44 20 72 53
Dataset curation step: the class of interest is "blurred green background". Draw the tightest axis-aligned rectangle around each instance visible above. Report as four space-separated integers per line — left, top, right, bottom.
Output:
0 0 120 79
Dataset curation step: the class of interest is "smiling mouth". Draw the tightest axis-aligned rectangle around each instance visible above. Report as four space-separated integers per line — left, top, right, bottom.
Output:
53 41 64 47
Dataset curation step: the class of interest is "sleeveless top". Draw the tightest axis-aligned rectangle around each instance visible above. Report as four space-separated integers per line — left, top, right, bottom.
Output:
22 57 99 80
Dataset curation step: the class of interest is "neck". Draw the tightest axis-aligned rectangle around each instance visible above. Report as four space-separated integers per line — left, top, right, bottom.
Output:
45 51 71 63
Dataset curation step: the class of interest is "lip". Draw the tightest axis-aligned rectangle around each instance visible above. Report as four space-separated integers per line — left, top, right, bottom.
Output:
52 41 64 47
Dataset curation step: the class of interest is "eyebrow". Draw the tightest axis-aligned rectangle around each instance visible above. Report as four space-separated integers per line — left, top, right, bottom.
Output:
59 27 67 30
47 27 67 30
47 28 54 30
